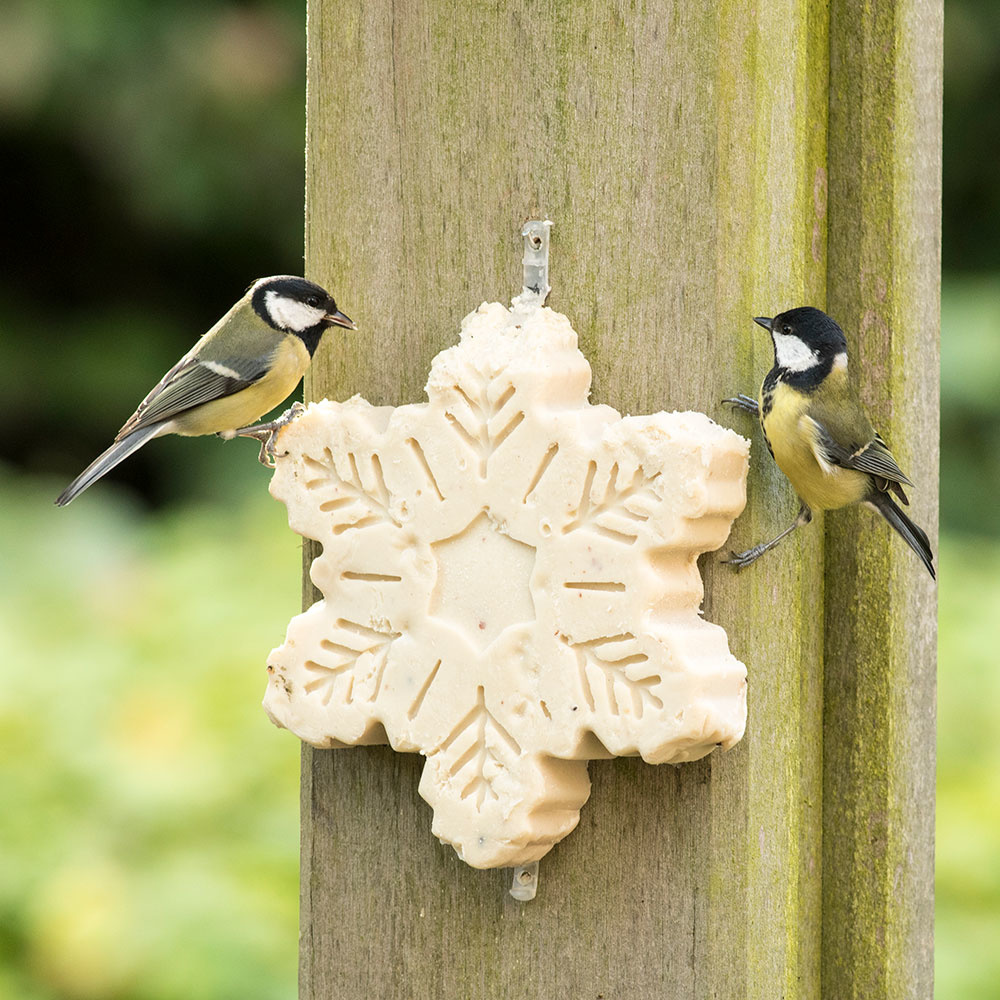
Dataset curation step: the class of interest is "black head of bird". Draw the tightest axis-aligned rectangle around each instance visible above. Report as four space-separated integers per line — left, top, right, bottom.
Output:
251 275 355 345
754 307 848 378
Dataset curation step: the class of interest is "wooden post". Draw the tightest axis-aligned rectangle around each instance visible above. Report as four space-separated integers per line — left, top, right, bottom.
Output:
299 1 939 997
822 2 941 997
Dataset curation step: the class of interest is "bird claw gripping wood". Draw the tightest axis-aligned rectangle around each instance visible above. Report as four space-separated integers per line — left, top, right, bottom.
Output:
722 394 759 417
232 402 307 467
721 543 768 570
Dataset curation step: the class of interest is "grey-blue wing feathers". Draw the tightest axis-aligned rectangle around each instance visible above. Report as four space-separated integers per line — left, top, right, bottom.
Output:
54 424 165 507
811 421 913 503
867 491 935 579
117 356 268 438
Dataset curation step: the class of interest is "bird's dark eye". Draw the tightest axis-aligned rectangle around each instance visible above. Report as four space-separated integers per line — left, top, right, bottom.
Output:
782 324 792 335
306 295 322 307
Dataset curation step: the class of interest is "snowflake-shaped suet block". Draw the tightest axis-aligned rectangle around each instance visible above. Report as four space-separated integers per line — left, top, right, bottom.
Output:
265 300 749 868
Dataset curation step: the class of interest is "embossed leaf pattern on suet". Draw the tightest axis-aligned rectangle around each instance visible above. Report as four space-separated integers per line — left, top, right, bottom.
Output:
562 461 661 544
432 686 522 810
264 300 750 868
443 373 525 477
302 447 400 534
302 618 400 706
565 633 664 720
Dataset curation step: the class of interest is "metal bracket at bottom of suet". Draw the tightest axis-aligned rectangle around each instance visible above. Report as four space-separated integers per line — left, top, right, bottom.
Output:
509 861 539 901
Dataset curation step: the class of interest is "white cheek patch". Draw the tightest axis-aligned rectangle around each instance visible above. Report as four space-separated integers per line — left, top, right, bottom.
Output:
265 290 327 332
772 332 819 372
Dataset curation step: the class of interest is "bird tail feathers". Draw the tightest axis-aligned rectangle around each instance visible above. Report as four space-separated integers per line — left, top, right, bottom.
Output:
868 491 935 579
55 424 165 507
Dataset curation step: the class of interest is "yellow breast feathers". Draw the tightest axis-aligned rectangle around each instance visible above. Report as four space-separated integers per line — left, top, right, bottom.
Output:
761 384 869 511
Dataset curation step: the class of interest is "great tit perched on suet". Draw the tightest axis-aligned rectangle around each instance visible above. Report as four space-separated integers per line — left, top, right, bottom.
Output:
55 275 355 506
723 306 935 578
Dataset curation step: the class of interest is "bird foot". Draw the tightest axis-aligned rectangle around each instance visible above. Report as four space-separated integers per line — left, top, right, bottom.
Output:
720 544 770 570
722 394 759 416
231 402 306 467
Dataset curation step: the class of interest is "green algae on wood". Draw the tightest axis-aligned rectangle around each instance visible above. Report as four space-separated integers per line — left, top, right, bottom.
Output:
823 1 941 998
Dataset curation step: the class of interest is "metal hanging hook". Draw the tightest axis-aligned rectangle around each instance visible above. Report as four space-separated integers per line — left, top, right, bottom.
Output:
520 220 553 304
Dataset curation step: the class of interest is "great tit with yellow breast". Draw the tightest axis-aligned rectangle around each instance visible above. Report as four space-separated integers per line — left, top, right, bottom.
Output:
723 306 935 578
55 275 354 506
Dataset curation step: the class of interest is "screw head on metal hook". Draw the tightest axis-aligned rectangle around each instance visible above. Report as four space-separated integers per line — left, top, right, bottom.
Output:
520 220 553 303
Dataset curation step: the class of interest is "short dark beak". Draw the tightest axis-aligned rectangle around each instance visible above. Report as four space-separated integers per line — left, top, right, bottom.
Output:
753 316 773 331
325 309 356 330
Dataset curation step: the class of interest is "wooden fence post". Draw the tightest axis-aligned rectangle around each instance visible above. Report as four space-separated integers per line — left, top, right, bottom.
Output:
823 2 941 997
298 2 939 996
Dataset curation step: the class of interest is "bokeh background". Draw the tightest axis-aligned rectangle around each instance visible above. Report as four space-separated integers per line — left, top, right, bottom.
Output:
0 1 995 997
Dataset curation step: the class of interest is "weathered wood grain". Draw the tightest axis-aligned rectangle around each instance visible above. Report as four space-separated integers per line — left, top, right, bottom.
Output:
297 0 938 996
823 1 941 997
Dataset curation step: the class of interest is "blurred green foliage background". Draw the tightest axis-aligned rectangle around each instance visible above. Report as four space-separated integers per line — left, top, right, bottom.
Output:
0 1 995 997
